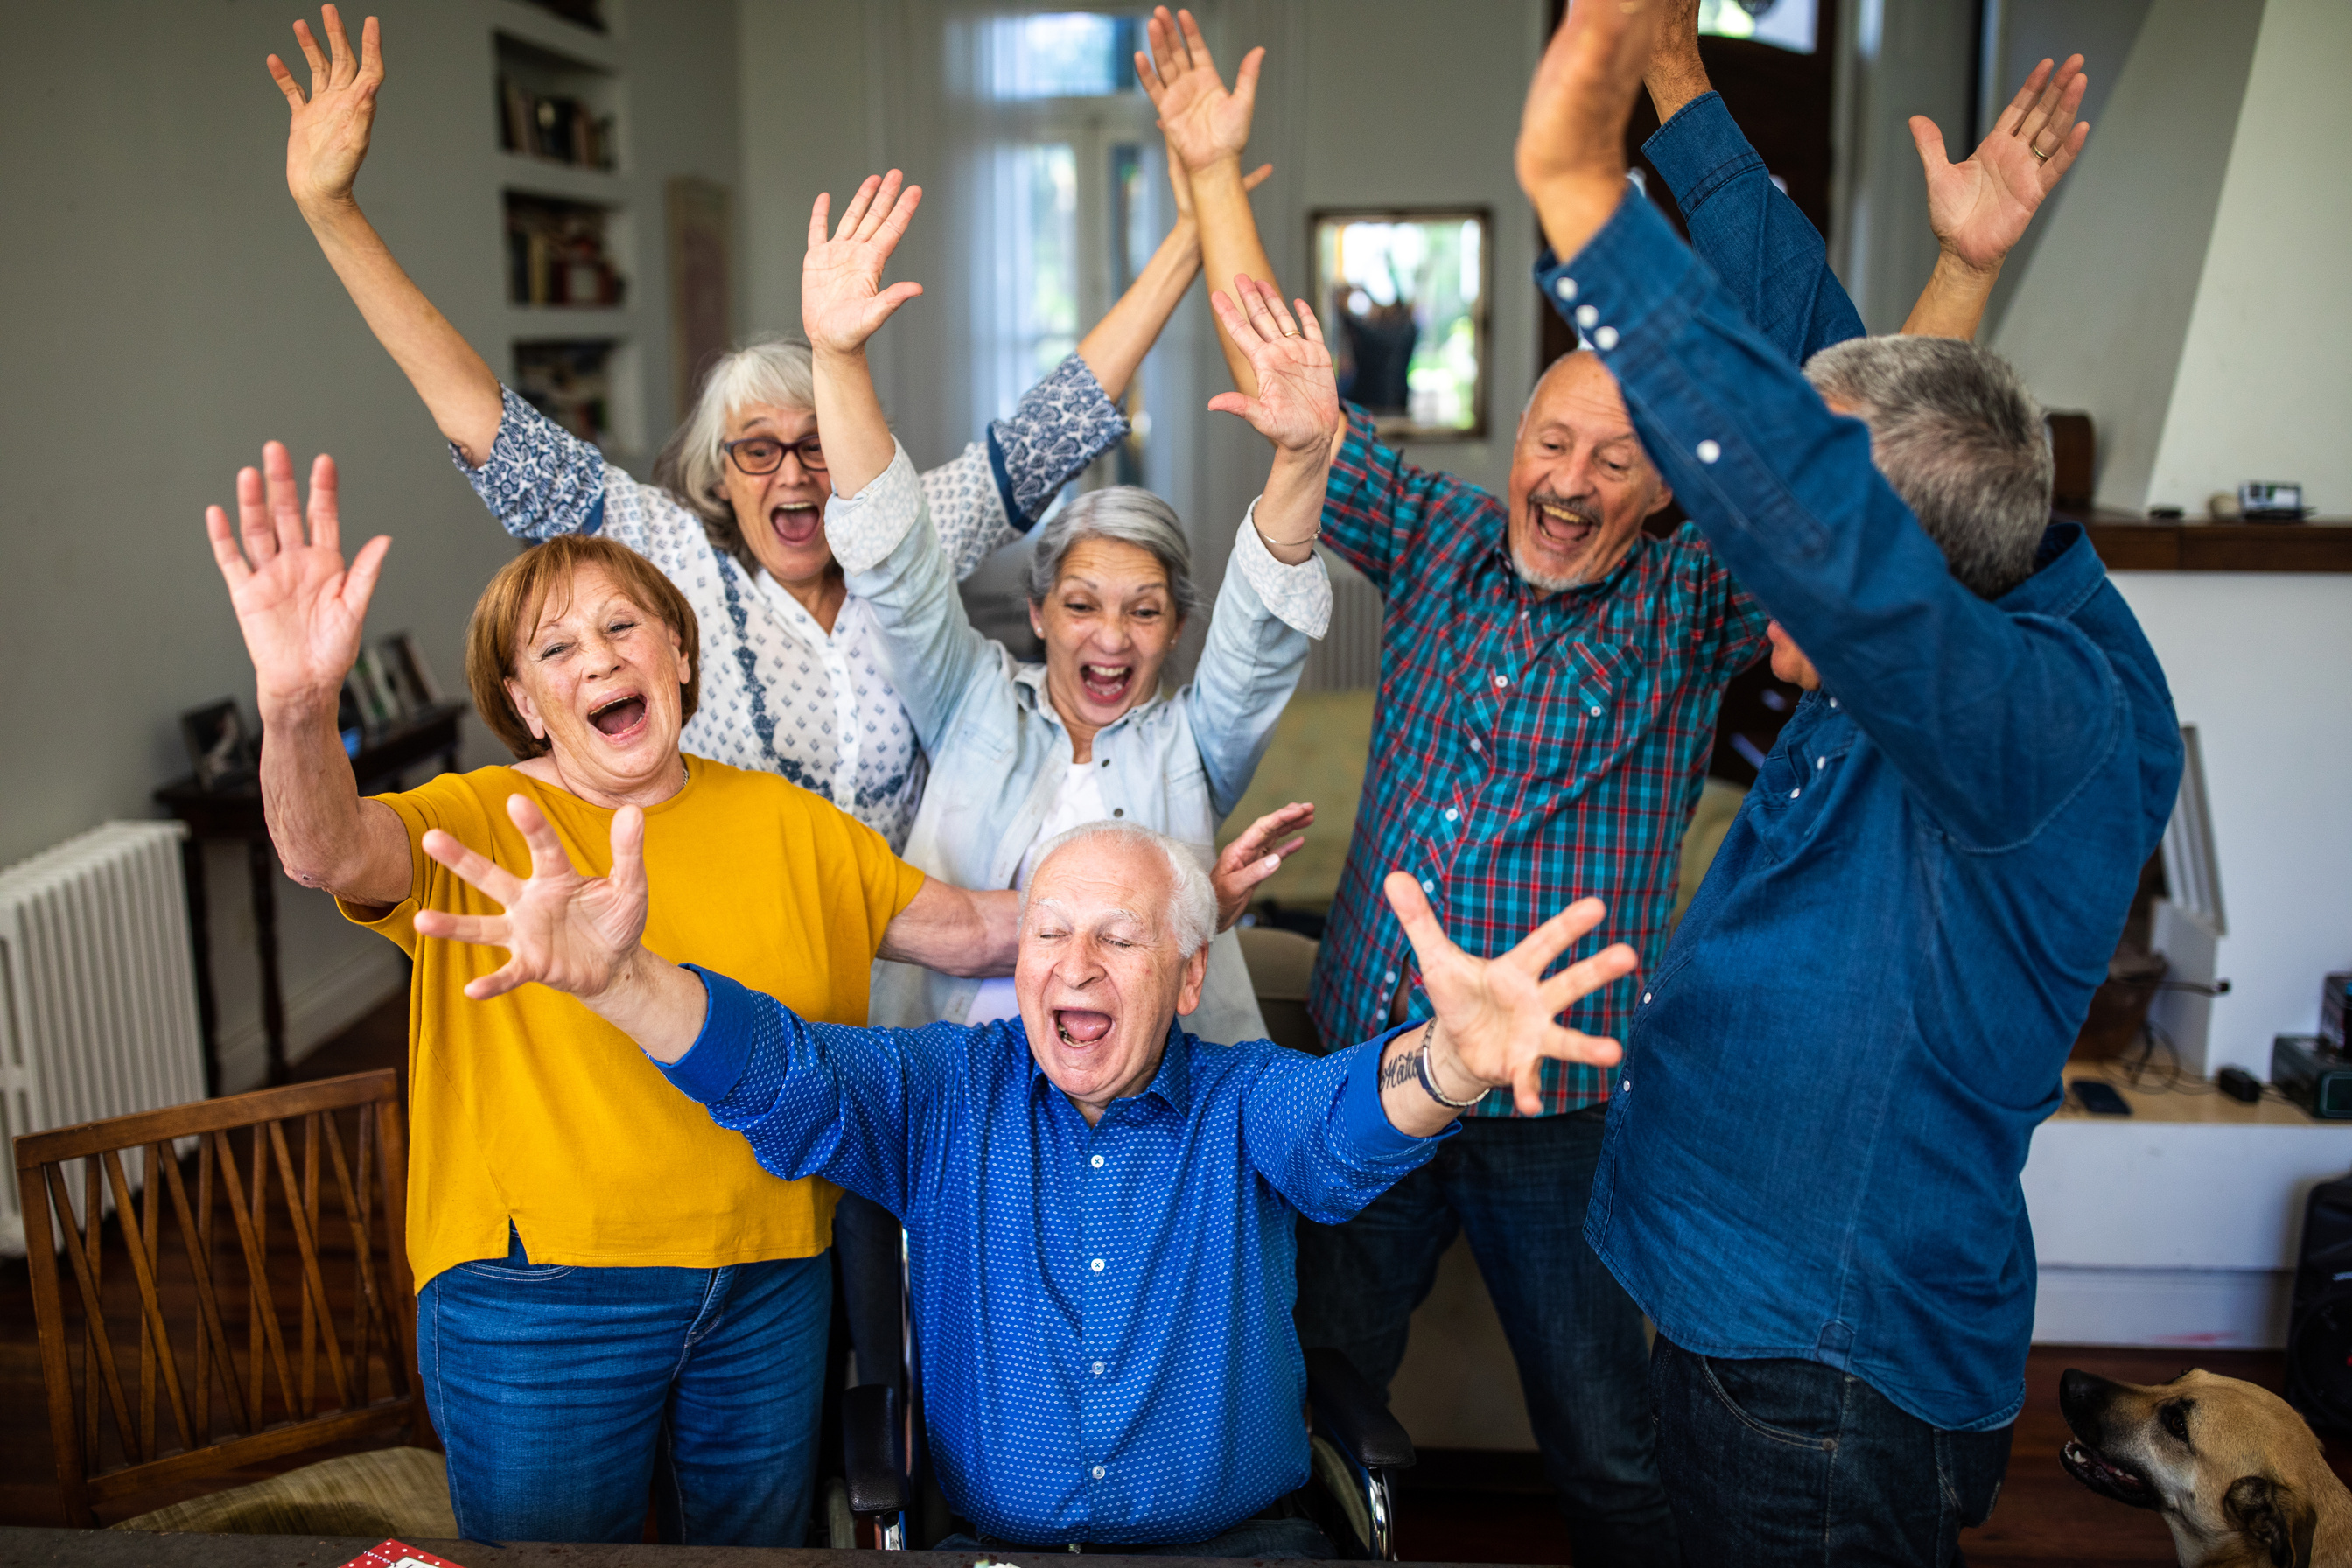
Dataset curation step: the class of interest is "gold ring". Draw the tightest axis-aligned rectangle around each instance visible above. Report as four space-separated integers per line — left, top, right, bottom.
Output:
2030 143 2051 162
1281 327 1300 337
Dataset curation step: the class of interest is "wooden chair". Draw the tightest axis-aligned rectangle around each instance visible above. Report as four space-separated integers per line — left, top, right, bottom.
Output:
15 1069 441 1531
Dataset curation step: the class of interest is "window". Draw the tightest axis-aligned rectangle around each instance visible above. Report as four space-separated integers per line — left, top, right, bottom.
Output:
1698 0 1817 54
1312 210 1492 442
983 11 1144 99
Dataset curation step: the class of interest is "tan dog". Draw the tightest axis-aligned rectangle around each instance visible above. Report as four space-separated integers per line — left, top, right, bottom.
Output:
2060 1367 2352 1566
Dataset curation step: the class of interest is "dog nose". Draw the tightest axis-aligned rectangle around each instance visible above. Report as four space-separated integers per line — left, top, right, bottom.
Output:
2059 1367 2106 1420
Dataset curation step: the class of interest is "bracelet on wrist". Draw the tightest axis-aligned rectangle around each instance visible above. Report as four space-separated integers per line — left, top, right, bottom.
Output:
1415 1027 1485 1110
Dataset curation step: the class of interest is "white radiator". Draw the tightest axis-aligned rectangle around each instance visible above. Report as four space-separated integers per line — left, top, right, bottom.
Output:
0 821 206 1256
1301 556 1386 692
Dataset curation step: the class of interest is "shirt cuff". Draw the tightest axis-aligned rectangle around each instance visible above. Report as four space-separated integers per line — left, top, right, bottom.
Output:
1535 192 1704 362
1642 91 1764 214
659 965 756 1104
823 440 924 575
1338 1023 1454 1158
989 354 1130 523
1233 498 1334 638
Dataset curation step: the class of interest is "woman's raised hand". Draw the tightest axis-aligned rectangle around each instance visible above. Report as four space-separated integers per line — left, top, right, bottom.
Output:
1913 55 2090 276
268 5 385 214
1212 802 1315 932
802 172 925 358
206 443 389 714
414 795 650 1003
1205 276 1340 456
1135 6 1262 176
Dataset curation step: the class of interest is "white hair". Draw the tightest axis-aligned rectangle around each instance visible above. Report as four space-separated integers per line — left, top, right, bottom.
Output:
650 334 817 569
1024 486 1200 620
1019 820 1215 958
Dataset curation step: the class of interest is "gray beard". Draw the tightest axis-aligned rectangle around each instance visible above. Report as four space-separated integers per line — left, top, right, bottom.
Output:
1509 546 1591 594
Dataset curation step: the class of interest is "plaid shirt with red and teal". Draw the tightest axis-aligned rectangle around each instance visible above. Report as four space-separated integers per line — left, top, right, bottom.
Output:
1306 404 1767 1116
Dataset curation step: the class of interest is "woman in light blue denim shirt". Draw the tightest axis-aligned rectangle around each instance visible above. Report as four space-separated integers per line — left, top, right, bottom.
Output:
801 174 1348 1045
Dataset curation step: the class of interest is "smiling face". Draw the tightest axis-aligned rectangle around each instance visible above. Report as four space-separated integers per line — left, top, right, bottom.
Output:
502 562 694 806
1015 836 1208 1124
718 400 836 589
1028 536 1182 745
1507 352 1674 592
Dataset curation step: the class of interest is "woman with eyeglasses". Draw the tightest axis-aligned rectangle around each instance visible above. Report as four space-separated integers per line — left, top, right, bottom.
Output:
269 6 1261 849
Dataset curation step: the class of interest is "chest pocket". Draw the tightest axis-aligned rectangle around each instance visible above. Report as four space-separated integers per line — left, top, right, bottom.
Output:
1746 706 1858 856
1481 640 1644 794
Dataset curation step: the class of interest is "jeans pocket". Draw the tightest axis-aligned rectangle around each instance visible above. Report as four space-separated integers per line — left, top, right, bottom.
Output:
1696 1354 1840 1453
457 1257 575 1282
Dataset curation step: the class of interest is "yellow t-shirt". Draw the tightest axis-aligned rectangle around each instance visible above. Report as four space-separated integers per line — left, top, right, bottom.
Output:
342 755 926 1291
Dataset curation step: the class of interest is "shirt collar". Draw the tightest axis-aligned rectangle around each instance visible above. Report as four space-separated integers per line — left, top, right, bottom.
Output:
1012 663 1166 733
1023 1016 1193 1117
1998 521 2104 620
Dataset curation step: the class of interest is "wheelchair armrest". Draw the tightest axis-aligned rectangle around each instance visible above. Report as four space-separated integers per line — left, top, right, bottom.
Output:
1305 1347 1416 1472
843 1382 911 1516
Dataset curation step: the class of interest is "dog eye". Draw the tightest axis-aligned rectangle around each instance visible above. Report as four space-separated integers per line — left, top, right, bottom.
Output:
2160 1402 2190 1441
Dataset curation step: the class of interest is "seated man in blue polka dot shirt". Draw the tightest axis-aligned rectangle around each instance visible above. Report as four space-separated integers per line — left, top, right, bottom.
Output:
414 805 1638 1556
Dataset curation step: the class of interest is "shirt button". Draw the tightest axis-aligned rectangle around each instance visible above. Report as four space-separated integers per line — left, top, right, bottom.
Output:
1494 673 1509 688
1829 696 1838 708
1697 439 1721 465
1093 1361 1105 1376
1421 878 1434 892
1642 991 1652 1004
1588 705 1602 718
1594 326 1620 351
1090 1258 1105 1272
1789 788 1801 799
1384 970 1398 984
1444 808 1459 822
1621 1078 1632 1093
1111 808 1124 817
1090 1154 1104 1168
1575 304 1599 329
1816 757 1826 770
1469 738 1483 752
1554 276 1578 301
1092 1466 1106 1480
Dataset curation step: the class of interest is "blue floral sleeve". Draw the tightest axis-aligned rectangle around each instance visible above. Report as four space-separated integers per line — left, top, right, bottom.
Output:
451 385 609 540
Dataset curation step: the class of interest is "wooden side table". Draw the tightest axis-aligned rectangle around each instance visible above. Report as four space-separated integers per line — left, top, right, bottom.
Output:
154 703 466 1092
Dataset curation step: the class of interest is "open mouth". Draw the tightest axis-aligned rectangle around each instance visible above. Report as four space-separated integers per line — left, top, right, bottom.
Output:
2060 1438 2158 1509
588 692 648 738
769 501 822 548
1078 663 1134 704
1531 500 1600 554
1054 1009 1114 1047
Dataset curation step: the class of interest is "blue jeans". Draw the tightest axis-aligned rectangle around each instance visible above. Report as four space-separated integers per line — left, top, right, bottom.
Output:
1292 1107 1670 1568
935 1516 1333 1558
416 1228 830 1545
1650 1336 2012 1566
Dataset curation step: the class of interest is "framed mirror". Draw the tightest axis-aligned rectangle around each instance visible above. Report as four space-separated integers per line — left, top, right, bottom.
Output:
1310 207 1492 443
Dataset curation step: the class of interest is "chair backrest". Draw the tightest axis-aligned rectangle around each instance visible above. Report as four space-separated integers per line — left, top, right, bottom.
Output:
13 1069 426 1525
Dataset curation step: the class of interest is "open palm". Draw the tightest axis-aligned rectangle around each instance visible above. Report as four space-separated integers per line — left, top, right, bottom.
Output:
802 172 925 357
268 5 384 212
414 795 650 1003
1386 873 1636 1116
1206 276 1339 455
1135 6 1261 173
1914 55 2090 273
205 443 388 709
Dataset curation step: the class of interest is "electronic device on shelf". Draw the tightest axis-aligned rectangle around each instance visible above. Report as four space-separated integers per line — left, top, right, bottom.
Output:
2217 1066 2264 1103
2239 480 2308 521
2070 1079 2132 1116
2272 1035 2352 1120
2287 1172 2352 1435
2323 972 2349 1053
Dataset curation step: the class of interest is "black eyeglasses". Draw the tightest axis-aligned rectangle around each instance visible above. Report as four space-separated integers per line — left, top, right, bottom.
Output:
721 433 828 476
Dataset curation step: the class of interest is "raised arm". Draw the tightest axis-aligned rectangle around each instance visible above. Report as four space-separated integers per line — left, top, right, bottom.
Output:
1138 6 1278 397
878 878 1018 977
205 443 412 909
270 8 503 465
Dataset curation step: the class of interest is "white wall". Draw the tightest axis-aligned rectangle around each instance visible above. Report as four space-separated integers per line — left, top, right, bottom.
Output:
2142 0 2352 516
1829 0 1977 333
1 0 737 1089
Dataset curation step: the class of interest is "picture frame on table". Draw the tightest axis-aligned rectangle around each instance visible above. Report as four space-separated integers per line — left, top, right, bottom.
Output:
349 646 404 731
179 698 256 791
382 631 445 715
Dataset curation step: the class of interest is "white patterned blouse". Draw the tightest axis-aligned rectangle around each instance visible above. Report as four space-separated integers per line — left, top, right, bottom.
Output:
452 355 1130 850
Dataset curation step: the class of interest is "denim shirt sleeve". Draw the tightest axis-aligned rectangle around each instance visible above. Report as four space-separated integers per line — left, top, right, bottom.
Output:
1181 509 1326 820
1642 92 1865 364
829 441 1002 754
660 965 941 1217
1544 198 2122 850
1240 1025 1447 1225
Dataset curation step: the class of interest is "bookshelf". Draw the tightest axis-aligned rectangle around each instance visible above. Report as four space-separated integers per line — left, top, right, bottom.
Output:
489 0 642 462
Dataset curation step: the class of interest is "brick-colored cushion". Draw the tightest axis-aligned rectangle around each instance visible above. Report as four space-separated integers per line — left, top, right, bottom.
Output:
109 1446 456 1538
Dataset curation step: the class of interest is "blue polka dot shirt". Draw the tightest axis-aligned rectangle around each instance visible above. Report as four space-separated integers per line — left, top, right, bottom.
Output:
662 966 1445 1546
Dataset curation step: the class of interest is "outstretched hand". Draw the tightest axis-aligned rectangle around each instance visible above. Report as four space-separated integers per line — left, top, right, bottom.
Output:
1516 0 1663 260
1135 6 1263 176
802 172 925 357
1913 55 2090 275
1386 872 1637 1116
1212 802 1315 932
206 443 388 714
269 4 384 214
413 794 649 1003
1205 276 1339 456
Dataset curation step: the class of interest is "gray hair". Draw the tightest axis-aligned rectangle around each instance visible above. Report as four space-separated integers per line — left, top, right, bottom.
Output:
1024 486 1200 621
1020 820 1216 958
1803 336 2054 600
650 333 817 570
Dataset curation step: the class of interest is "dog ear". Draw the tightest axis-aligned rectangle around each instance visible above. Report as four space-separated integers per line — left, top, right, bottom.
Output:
2224 1474 2317 1568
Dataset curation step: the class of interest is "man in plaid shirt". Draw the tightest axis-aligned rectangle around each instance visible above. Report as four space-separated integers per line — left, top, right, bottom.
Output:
1147 4 2075 1558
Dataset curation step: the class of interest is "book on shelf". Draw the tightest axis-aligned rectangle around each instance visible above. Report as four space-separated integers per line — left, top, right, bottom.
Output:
505 194 626 307
496 74 617 170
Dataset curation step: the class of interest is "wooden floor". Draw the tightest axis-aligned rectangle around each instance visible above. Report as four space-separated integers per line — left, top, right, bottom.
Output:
6 997 2347 1562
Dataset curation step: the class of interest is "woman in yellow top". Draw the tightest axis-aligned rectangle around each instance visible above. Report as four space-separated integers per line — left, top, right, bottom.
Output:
203 441 1016 1548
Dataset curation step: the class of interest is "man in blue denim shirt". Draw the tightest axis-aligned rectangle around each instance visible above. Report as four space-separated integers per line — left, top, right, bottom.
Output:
1515 6 2180 1563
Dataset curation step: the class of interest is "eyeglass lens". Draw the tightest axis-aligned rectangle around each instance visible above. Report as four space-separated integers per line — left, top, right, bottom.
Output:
727 437 828 475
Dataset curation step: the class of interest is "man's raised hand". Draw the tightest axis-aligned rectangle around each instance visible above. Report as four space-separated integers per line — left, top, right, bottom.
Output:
802 172 925 358
206 443 388 714
1913 56 2090 276
1205 276 1339 456
414 795 650 1004
1516 0 1665 261
1386 872 1637 1117
269 5 384 214
1135 7 1261 177
1212 802 1315 933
